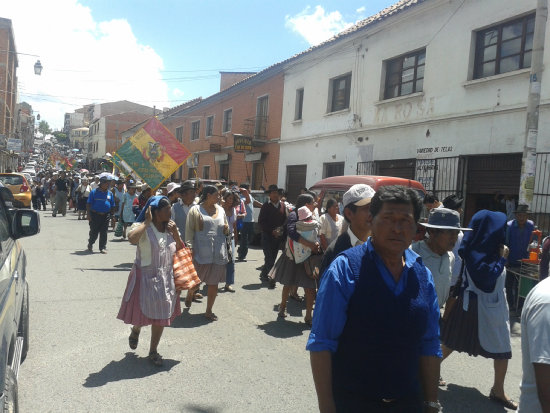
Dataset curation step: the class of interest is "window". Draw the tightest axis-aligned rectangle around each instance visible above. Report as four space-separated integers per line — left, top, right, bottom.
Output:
323 162 345 178
188 167 197 179
474 14 535 79
252 163 264 190
329 74 351 112
255 96 269 138
205 116 214 137
384 49 425 99
295 88 304 120
202 165 210 179
191 120 200 141
223 109 232 133
175 126 183 142
219 163 229 181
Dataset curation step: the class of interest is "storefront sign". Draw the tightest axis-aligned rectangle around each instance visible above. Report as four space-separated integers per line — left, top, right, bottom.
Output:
415 159 436 191
234 134 253 152
210 143 222 152
7 138 22 153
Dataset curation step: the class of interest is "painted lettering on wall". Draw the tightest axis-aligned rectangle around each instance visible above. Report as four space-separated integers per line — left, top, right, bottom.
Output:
375 97 435 124
416 146 453 155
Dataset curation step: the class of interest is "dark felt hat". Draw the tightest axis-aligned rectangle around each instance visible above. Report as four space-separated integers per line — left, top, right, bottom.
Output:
442 194 463 211
515 204 530 214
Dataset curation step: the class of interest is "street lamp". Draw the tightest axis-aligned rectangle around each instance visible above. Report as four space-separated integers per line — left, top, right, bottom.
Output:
34 60 43 75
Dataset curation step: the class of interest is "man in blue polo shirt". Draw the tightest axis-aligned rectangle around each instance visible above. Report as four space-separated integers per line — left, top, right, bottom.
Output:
87 174 115 253
307 185 441 413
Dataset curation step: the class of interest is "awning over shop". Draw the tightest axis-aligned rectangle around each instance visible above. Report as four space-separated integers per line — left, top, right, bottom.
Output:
244 152 263 162
215 153 229 162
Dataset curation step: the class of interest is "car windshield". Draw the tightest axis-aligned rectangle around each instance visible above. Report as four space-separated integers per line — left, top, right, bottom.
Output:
0 176 24 186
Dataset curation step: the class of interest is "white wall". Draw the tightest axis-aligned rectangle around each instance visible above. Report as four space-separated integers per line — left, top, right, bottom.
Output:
278 0 544 188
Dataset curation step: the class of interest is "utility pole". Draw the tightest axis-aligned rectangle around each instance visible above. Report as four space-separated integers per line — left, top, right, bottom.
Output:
519 0 548 206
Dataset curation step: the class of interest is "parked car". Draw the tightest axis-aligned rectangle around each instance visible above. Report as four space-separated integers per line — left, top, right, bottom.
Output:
309 175 427 213
0 185 40 411
0 174 32 208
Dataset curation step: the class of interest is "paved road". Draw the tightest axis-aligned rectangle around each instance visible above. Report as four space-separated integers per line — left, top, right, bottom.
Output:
18 208 523 412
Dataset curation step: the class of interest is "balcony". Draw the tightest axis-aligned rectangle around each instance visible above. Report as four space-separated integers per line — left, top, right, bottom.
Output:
243 115 269 140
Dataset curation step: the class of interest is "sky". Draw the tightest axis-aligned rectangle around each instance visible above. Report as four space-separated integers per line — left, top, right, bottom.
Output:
3 0 397 130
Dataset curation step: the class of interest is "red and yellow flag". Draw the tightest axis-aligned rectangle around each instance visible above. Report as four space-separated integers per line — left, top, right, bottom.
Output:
114 117 190 189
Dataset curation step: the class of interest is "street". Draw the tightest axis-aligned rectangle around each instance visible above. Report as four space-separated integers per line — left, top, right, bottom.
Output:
19 208 523 413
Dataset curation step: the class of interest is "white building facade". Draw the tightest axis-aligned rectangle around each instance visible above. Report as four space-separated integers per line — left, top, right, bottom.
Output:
278 0 549 226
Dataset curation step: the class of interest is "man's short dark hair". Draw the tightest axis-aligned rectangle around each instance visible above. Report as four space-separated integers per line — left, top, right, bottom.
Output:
370 186 422 222
423 193 438 205
343 203 357 223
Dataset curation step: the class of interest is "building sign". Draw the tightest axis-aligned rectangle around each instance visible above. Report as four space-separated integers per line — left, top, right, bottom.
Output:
7 138 22 153
234 134 253 152
415 159 436 191
210 143 222 152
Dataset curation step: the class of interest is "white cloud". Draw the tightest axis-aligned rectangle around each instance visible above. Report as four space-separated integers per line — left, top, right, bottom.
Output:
285 6 354 46
172 88 185 98
3 0 169 129
356 6 366 14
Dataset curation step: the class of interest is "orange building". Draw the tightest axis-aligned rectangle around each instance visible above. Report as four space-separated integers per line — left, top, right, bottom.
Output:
162 69 284 189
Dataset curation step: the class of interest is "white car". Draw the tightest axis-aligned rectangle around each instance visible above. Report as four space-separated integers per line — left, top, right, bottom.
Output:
21 169 36 178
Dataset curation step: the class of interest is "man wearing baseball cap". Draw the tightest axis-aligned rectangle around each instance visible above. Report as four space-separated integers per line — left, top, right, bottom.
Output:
86 173 115 253
320 183 375 274
166 182 181 205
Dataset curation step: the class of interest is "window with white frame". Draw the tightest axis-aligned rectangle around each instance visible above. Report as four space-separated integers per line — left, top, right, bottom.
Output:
191 120 200 141
474 14 535 79
329 73 351 112
223 109 232 133
206 116 214 137
384 49 425 99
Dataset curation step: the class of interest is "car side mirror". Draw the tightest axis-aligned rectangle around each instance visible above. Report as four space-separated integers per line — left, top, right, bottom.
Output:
12 210 40 239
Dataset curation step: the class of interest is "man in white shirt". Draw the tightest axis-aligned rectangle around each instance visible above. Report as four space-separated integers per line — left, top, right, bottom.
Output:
518 277 550 413
412 208 471 308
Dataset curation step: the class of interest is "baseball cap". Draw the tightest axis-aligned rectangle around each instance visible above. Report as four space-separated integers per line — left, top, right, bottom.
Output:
343 184 376 208
167 182 181 194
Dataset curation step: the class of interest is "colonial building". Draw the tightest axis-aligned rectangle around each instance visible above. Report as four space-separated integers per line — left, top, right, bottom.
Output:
161 71 284 188
15 102 34 158
78 100 160 169
87 111 153 169
0 18 17 148
277 0 548 226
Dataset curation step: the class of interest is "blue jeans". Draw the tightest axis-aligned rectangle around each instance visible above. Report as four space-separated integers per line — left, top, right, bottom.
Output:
226 260 235 285
238 222 254 259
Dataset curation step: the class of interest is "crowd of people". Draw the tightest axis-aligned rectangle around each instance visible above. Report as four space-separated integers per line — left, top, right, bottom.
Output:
32 170 549 412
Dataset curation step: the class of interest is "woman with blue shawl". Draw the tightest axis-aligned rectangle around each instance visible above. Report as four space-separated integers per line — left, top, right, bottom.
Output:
441 210 517 410
117 196 184 367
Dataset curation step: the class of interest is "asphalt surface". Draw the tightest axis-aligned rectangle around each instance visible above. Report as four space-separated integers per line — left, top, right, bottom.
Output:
18 207 523 412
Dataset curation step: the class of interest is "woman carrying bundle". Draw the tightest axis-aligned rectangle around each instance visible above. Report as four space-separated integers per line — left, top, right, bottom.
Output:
117 196 184 367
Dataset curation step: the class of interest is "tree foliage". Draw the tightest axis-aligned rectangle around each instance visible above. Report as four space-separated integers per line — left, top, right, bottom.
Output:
38 120 51 136
52 131 68 143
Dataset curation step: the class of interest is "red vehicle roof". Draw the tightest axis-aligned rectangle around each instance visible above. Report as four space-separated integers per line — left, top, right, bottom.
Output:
310 175 426 193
